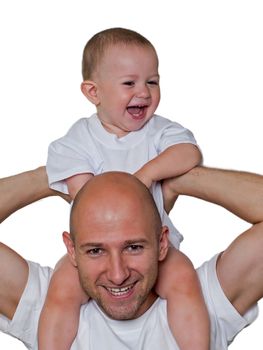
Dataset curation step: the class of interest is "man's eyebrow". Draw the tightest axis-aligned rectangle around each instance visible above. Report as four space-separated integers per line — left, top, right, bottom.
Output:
123 239 149 245
79 242 104 250
79 239 149 250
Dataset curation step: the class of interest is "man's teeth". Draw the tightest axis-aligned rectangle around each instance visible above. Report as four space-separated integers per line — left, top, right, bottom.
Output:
107 285 133 296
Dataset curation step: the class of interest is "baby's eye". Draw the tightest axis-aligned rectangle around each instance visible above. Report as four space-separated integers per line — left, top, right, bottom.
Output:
147 80 159 85
123 81 135 86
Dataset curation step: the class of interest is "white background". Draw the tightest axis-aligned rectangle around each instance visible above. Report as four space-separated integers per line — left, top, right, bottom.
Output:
0 1 263 348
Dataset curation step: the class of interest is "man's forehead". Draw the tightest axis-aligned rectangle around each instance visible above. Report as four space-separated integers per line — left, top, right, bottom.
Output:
70 172 161 238
74 206 151 236
72 181 144 220
73 213 158 248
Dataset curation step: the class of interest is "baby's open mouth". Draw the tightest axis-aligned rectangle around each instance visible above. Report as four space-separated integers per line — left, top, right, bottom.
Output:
127 105 147 117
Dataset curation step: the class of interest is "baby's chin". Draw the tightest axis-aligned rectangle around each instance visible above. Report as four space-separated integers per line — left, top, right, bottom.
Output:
126 115 153 132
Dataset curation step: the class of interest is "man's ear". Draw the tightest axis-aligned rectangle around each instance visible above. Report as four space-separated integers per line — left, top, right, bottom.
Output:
158 226 170 262
62 231 77 267
81 80 100 105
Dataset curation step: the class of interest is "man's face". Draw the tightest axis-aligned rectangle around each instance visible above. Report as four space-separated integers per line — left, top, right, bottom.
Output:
65 183 168 320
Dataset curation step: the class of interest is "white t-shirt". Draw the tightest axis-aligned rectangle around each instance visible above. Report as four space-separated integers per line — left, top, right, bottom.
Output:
0 256 258 349
74 298 178 349
47 114 199 248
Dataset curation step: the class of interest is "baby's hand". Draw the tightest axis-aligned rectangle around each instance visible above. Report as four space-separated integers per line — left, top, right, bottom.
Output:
133 169 153 189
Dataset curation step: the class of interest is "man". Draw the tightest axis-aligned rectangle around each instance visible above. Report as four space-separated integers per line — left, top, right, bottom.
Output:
0 166 263 349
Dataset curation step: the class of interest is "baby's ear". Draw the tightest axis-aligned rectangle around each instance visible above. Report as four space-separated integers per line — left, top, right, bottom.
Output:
81 80 100 105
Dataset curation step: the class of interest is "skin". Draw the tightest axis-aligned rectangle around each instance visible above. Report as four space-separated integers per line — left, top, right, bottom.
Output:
39 42 201 349
1 166 263 348
81 44 161 138
0 167 67 320
68 43 201 196
0 167 66 224
63 172 169 320
163 166 263 316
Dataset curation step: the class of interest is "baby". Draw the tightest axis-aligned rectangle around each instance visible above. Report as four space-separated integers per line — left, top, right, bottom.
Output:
43 27 209 349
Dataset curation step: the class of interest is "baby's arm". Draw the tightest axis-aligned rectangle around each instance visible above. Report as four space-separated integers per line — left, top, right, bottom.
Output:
66 173 94 199
134 143 201 189
156 247 210 349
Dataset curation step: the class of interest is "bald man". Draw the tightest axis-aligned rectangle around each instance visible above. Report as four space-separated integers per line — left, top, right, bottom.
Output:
1 166 263 349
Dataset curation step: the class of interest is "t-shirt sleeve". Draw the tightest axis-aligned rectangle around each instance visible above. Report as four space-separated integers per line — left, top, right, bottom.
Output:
0 261 52 350
46 118 102 194
151 116 199 153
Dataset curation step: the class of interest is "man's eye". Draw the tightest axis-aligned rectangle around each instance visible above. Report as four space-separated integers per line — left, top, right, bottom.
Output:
87 248 103 256
126 245 144 253
123 81 135 86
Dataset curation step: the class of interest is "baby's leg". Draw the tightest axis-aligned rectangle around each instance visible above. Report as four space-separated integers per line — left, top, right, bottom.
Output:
156 248 210 350
38 255 88 350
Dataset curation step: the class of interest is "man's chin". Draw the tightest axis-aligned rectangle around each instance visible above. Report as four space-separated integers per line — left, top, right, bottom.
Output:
94 287 157 320
97 301 140 320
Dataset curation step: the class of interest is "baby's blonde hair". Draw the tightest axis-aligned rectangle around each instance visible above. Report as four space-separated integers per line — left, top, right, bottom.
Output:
82 27 158 80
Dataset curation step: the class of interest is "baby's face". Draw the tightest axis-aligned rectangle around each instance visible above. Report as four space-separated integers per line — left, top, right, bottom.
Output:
94 44 160 137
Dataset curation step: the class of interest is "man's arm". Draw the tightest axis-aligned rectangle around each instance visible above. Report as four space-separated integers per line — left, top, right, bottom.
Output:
0 166 70 223
0 243 28 320
164 166 263 315
0 167 68 320
163 166 263 223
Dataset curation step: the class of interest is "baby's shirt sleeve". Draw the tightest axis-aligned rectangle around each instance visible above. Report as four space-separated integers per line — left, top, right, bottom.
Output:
46 118 102 194
150 115 200 154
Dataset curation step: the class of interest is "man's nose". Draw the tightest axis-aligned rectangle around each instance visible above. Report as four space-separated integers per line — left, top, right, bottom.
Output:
107 254 130 285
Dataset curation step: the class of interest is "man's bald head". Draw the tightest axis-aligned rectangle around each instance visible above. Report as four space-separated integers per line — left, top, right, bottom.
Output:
64 172 169 320
70 172 162 242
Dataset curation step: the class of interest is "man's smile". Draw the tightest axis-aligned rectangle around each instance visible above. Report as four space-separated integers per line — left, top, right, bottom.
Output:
102 282 137 298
